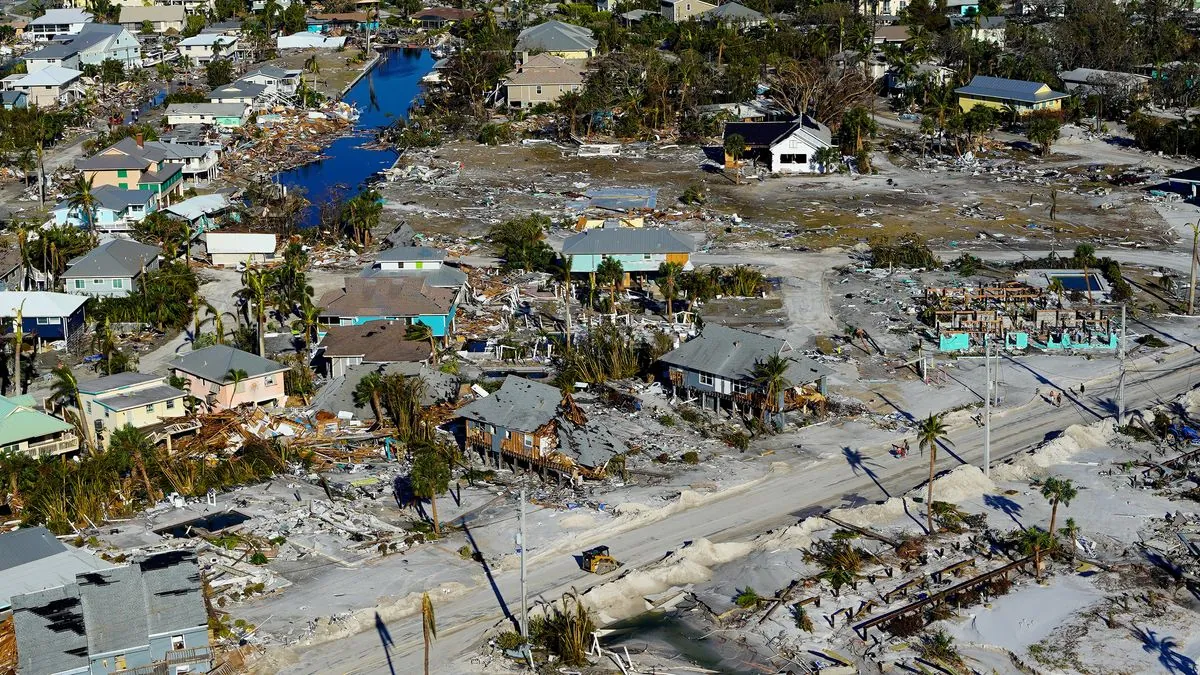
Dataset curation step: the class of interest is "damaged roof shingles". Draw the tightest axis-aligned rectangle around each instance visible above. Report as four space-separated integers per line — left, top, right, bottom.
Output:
456 375 560 433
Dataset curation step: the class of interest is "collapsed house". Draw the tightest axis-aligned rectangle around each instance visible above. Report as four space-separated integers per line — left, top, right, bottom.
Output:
456 376 626 481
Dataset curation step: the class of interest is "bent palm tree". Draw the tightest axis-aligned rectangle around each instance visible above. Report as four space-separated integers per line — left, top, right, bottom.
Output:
917 413 953 534
51 363 95 454
410 443 450 536
226 368 248 407
405 322 437 365
421 592 437 675
352 371 386 428
751 354 792 423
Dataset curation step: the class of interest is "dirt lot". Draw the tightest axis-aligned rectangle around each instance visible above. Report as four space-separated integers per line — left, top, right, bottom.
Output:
378 138 1183 253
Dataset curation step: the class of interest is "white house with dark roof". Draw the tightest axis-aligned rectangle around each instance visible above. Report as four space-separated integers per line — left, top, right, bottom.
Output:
361 245 468 287
513 20 597 63
208 80 268 106
61 239 160 298
239 64 302 95
722 115 834 174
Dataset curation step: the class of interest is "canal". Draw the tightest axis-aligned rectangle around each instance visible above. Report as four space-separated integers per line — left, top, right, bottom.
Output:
277 48 435 219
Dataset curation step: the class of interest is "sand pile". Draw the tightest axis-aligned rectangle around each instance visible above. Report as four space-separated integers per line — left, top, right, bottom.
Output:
991 421 1115 481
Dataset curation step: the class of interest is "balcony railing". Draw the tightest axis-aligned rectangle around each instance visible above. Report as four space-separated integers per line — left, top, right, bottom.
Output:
26 434 79 458
166 645 211 664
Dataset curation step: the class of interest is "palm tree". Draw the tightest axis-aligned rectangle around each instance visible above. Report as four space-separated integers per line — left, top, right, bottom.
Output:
51 363 95 454
292 302 322 355
92 315 117 375
225 368 248 407
724 132 746 184
916 413 953 534
751 354 792 420
1047 276 1066 306
202 303 227 346
657 261 683 322
10 298 24 395
67 174 99 232
1019 527 1054 580
1040 476 1077 540
558 255 573 353
405 323 438 365
410 443 451 536
595 258 624 315
237 267 271 356
814 146 841 174
421 592 437 675
352 371 386 427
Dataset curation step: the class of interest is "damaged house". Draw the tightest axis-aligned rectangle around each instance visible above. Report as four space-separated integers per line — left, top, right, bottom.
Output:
659 324 830 424
456 376 625 481
11 550 211 675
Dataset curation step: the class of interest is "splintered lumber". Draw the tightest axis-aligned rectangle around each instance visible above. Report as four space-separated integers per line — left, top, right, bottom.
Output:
822 514 902 548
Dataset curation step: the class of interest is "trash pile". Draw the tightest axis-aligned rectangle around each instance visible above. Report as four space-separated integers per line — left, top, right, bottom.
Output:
222 102 360 181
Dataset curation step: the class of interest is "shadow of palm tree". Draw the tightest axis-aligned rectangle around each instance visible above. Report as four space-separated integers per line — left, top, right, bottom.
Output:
460 517 519 633
842 446 891 498
1131 626 1198 675
983 494 1024 529
375 611 395 675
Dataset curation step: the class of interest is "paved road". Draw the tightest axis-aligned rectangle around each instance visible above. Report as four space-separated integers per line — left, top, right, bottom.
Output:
275 342 1200 674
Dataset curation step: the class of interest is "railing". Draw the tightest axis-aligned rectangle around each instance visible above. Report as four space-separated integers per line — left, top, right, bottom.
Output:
26 434 79 458
166 646 211 664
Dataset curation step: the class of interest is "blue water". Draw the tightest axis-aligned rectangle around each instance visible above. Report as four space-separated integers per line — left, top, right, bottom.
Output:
277 48 435 221
1053 273 1103 292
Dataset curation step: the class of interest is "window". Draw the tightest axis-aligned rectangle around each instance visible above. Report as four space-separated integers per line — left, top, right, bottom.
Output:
732 381 749 394
146 403 155 413
104 409 110 418
524 435 533 448
171 635 186 650
698 372 714 386
415 262 424 269
117 169 128 178
536 85 543 95
93 279 103 285
166 399 176 409
643 254 652 260
118 183 128 189
87 402 92 414
36 317 52 325
112 279 123 289
505 430 511 439
74 279 85 289
265 375 275 385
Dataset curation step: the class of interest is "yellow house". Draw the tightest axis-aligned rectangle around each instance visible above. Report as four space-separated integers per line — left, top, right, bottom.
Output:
955 75 1070 115
513 20 597 64
77 372 190 450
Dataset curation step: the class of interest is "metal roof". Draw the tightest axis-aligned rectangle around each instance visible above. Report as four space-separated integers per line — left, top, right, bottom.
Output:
572 187 658 213
118 5 184 23
376 245 446 262
94 384 186 412
204 231 276 254
166 102 249 117
62 238 160 279
11 64 82 87
164 193 231 222
77 371 161 394
659 324 831 384
209 81 268 99
0 291 88 318
456 375 561 433
28 8 93 25
954 75 1069 104
515 20 597 53
561 227 696 256
169 344 286 383
0 394 72 447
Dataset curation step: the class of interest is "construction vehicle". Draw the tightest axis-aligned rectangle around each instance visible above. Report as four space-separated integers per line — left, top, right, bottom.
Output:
581 546 621 574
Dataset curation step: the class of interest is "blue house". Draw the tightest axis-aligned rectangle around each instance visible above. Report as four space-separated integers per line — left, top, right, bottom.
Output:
562 227 696 276
0 291 88 342
317 275 464 338
51 184 158 234
2 90 27 110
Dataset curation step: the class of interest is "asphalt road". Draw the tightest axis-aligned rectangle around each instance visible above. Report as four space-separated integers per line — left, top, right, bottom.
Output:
276 341 1200 674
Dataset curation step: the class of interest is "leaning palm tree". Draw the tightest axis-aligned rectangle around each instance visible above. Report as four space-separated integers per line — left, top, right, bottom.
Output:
750 354 792 422
67 174 99 232
352 371 386 428
225 368 248 407
917 413 953 534
657 261 683 322
1040 476 1077 540
292 302 322 355
421 592 437 675
92 315 117 375
51 363 95 454
405 322 438 365
236 267 271 356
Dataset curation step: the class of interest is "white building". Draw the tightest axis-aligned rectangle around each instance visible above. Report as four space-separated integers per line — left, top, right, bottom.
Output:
164 103 248 127
22 23 141 73
24 9 93 41
176 33 238 64
1 65 85 108
204 232 277 267
722 115 834 175
118 5 186 33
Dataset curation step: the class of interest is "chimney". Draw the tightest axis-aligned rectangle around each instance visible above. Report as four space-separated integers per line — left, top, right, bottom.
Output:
136 133 144 148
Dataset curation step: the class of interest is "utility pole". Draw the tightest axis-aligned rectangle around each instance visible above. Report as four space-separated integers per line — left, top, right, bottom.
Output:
1190 223 1200 315
983 335 991 479
1117 302 1126 426
519 488 528 640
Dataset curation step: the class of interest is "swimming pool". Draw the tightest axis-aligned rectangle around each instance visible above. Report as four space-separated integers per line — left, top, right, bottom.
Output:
1051 273 1103 292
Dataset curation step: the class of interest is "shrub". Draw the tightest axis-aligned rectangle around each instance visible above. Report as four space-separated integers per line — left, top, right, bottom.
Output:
792 605 814 632
495 630 525 650
721 430 750 452
884 612 924 637
988 577 1012 596
458 545 473 559
682 451 700 464
735 587 761 608
657 413 676 427
249 552 269 565
680 184 707 205
677 406 704 425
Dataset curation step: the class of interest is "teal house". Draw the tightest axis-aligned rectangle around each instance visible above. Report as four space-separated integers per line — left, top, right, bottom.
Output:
562 227 695 276
317 275 463 338
0 393 78 458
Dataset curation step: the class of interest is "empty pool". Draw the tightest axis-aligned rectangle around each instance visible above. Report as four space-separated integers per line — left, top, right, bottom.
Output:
155 510 250 538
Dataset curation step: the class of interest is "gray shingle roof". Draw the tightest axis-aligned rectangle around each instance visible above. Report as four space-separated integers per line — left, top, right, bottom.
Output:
95 384 186 412
0 527 66 570
209 81 268 99
62 238 160 279
376 245 447 262
360 264 467 287
77 372 161 394
25 22 125 60
139 550 207 635
456 375 560 433
659 324 831 384
310 362 456 420
561 228 696 256
703 2 764 21
954 75 1069 104
11 583 89 675
515 20 597 53
78 564 149 655
557 417 624 468
169 344 286 383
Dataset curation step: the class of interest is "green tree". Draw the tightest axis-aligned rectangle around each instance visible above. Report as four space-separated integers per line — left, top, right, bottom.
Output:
206 58 234 88
814 146 841 174
226 368 248 407
1040 476 1077 540
1019 527 1054 580
352 370 386 426
182 14 205 37
236 267 272 356
723 132 746 184
140 19 154 34
405 322 438 365
410 443 451 536
917 413 953 535
292 302 322 355
1026 114 1062 155
67 174 99 232
488 215 553 272
50 363 95 454
595 257 624 314
657 261 683 321
839 106 877 154
99 58 125 84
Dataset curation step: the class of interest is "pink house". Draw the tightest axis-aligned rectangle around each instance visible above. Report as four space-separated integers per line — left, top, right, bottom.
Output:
168 344 287 410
